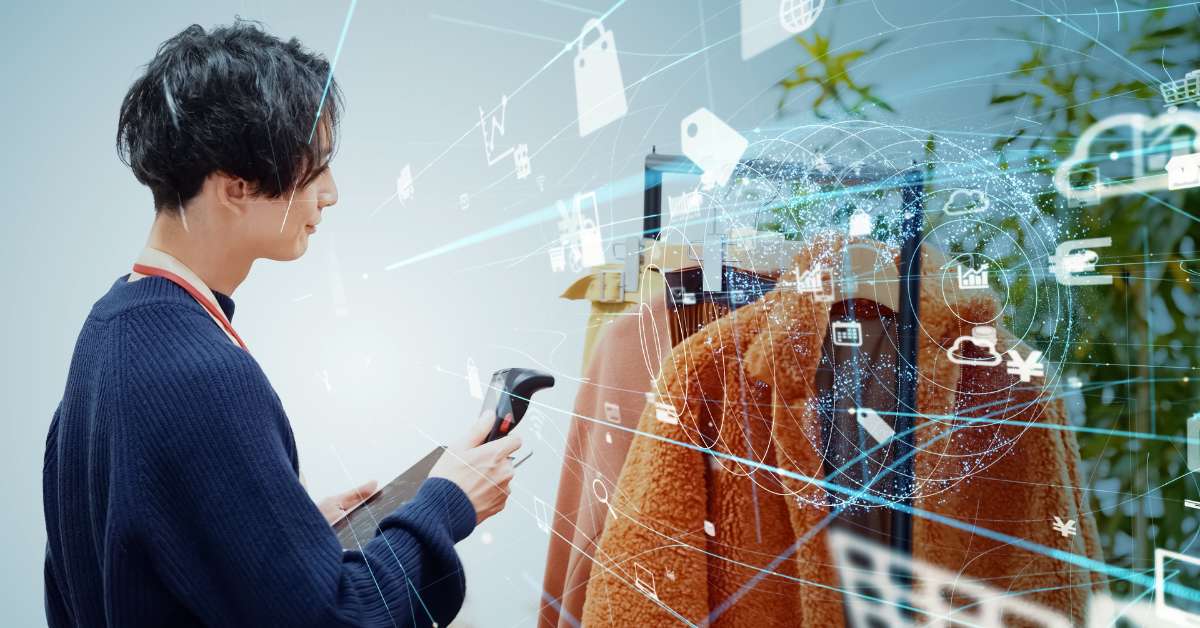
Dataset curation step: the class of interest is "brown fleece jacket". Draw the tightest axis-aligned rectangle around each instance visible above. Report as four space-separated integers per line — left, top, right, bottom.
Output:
540 290 673 628
580 235 1104 627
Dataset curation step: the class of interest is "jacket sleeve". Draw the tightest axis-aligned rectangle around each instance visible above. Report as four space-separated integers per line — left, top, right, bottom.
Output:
579 375 711 626
126 344 475 628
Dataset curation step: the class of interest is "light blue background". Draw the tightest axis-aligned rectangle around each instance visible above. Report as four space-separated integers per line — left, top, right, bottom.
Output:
0 1 1130 625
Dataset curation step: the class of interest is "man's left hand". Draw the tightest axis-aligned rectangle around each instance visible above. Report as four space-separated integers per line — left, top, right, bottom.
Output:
317 480 379 525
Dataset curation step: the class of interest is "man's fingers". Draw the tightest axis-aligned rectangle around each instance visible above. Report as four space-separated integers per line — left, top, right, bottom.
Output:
458 410 496 449
340 480 378 508
478 432 523 458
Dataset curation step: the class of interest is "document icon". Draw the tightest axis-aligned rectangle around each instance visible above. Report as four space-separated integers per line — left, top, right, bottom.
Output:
603 401 621 424
574 19 628 137
831 320 863 347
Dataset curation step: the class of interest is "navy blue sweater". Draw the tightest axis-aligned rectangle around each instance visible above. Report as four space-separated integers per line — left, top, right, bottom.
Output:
43 275 477 627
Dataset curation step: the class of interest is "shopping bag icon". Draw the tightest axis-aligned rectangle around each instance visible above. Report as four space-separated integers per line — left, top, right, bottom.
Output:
575 18 628 137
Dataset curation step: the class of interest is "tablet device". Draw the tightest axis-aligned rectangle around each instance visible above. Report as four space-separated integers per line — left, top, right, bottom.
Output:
330 367 554 550
331 446 445 550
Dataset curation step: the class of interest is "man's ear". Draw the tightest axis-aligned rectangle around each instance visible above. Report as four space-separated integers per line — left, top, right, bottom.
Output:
212 171 251 217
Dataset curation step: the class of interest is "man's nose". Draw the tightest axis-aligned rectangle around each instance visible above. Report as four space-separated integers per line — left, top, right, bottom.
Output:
318 173 338 209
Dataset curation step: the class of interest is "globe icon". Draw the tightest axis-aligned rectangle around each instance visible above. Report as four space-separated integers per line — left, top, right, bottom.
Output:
779 0 825 34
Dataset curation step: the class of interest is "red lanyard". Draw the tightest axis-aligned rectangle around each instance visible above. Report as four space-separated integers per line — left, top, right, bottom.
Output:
132 263 249 352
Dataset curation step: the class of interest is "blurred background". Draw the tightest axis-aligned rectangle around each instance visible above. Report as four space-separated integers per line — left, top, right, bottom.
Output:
2 1 1197 625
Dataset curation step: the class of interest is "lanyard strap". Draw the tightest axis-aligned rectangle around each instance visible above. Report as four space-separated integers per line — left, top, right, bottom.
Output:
131 250 248 351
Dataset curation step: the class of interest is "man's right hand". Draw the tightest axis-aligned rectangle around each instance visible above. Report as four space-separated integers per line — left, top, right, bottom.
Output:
429 411 523 525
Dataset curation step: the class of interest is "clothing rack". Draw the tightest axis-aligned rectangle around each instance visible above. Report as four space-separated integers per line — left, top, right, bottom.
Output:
641 149 926 557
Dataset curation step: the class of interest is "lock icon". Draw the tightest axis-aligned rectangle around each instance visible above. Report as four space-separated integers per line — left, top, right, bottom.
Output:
946 326 1003 367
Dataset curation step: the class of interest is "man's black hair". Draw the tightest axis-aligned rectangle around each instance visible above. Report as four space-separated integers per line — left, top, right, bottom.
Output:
117 19 341 212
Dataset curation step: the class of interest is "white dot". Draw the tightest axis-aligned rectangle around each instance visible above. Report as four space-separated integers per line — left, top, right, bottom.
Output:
480 532 493 545
1109 151 1119 161
361 273 369 280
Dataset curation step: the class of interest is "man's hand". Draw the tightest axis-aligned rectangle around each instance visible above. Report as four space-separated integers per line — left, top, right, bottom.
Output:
317 480 379 525
429 411 523 524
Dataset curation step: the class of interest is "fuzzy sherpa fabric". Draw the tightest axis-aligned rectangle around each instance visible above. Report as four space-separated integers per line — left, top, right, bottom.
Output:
580 234 1104 627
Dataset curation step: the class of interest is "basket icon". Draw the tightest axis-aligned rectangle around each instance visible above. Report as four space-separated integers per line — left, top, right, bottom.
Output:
1161 70 1200 107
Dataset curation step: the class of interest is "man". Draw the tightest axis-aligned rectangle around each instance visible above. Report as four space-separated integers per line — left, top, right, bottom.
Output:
42 21 520 627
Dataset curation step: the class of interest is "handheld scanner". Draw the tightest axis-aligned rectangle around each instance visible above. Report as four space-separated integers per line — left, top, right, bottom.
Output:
482 368 556 442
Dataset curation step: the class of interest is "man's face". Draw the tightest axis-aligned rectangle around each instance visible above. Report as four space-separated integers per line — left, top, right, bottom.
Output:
239 134 337 262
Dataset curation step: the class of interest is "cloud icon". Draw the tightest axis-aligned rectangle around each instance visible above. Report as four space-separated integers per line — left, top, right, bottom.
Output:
1054 110 1200 203
941 189 989 216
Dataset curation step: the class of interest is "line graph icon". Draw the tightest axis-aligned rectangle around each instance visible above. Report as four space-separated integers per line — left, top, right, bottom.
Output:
479 94 515 166
956 263 989 289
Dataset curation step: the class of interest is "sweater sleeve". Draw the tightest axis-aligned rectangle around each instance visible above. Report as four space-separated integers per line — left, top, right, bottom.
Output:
125 315 476 627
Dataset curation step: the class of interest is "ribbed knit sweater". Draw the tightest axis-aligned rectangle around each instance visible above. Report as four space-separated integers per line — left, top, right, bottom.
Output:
43 275 477 627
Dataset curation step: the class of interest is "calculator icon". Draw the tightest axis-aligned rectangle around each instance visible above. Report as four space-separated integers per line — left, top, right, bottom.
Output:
831 320 863 347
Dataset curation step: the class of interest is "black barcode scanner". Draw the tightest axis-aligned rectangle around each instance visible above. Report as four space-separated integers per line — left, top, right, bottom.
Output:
481 368 555 442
